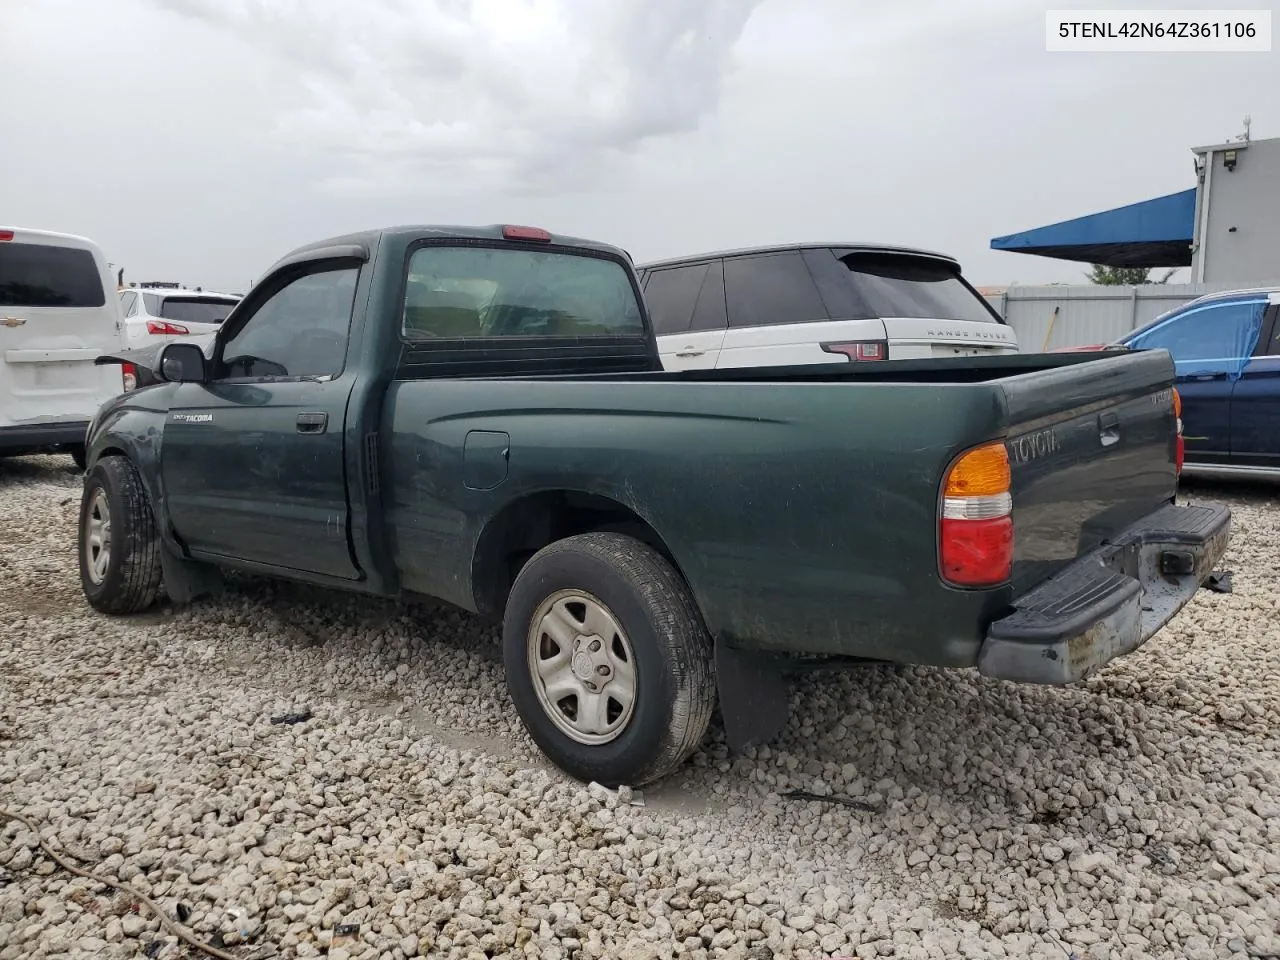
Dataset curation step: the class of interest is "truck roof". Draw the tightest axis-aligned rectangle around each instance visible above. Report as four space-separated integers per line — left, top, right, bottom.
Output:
269 224 634 278
637 242 962 271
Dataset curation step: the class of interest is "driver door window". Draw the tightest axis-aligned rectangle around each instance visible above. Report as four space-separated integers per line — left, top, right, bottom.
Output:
218 267 359 380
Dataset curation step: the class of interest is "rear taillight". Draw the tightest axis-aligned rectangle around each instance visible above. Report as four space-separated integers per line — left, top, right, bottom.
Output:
940 442 1013 587
0 230 13 242
821 340 888 361
1173 387 1184 475
146 320 189 335
122 362 137 392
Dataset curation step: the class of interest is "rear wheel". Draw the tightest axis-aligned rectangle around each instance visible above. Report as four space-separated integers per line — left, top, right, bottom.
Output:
79 456 163 615
502 532 716 787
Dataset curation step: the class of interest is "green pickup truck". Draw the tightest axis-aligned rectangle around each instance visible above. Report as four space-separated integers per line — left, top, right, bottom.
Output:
80 224 1230 786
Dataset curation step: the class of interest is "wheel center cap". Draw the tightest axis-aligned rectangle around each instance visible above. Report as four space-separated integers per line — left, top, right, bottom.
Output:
572 650 595 681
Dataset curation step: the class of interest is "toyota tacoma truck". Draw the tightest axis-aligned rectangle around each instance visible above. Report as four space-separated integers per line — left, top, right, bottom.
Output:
78 224 1230 786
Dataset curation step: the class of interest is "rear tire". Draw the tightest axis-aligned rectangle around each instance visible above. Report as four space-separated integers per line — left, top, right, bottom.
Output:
79 456 163 615
502 532 716 787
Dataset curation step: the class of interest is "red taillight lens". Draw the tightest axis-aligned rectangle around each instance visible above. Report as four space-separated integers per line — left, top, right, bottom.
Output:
146 320 189 335
0 230 13 242
122 362 137 392
940 516 1014 585
502 224 551 242
821 340 888 361
940 442 1013 588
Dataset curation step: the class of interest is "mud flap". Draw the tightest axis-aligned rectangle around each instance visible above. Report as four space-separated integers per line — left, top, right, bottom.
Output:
714 642 790 752
159 538 224 604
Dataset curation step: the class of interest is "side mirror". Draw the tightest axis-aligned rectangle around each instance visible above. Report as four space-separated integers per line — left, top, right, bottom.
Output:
159 342 207 383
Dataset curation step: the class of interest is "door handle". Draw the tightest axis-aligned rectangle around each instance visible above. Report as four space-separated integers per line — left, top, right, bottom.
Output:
675 347 705 358
1187 373 1224 381
296 412 328 434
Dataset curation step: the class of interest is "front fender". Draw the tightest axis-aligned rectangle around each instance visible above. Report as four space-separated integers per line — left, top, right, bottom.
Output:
85 385 181 551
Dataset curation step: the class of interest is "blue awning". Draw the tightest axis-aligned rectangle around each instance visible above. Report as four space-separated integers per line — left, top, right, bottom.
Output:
990 188 1196 268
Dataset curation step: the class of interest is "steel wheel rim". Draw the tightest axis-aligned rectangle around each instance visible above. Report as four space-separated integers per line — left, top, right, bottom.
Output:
84 489 112 585
527 589 638 746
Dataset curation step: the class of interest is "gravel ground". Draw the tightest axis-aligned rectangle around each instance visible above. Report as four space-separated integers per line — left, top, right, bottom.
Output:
1 454 1278 960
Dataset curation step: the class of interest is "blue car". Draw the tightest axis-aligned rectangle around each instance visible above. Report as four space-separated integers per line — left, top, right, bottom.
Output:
1117 288 1280 479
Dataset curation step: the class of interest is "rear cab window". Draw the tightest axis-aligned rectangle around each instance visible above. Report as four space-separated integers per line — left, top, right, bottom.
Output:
0 242 106 308
401 244 644 341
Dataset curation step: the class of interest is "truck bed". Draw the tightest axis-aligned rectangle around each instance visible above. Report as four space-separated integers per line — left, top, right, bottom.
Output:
383 348 1178 665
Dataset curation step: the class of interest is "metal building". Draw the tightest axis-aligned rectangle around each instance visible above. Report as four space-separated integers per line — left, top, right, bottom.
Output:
989 127 1279 286
1190 134 1280 283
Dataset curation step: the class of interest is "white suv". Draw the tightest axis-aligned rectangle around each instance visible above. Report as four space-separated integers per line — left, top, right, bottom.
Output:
1 226 130 468
638 243 1019 370
119 284 239 352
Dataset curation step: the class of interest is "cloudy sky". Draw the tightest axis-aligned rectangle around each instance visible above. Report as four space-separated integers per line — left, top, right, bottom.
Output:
2 0 1275 290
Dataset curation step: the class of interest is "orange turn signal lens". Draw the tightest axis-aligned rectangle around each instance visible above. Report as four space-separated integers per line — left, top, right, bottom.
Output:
944 442 1011 498
1172 387 1182 419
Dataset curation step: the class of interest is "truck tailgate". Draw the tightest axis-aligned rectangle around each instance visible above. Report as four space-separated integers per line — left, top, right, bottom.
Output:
999 350 1179 595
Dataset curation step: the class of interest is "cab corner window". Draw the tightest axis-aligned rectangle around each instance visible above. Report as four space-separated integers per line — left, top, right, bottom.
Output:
401 245 644 341
217 266 358 380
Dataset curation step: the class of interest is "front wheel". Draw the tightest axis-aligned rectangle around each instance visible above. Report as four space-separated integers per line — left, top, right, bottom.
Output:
78 456 163 615
502 532 716 787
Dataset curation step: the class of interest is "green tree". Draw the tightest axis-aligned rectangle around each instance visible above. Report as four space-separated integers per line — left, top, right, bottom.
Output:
1086 265 1177 285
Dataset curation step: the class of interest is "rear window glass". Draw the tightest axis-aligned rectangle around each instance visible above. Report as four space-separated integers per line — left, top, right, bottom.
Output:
160 297 238 325
402 245 644 340
835 252 997 324
0 242 106 308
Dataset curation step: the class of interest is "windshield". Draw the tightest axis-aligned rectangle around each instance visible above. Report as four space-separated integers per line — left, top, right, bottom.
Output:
160 297 238 325
0 242 106 308
402 245 644 340
836 252 1000 324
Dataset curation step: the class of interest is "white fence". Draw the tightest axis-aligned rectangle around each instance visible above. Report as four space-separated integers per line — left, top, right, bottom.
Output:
984 283 1267 351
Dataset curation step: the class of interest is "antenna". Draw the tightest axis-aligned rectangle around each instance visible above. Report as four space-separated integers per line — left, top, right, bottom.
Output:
1235 115 1251 142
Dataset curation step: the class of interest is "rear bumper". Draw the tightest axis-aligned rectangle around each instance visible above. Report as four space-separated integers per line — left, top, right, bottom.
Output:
0 421 90 454
978 501 1231 685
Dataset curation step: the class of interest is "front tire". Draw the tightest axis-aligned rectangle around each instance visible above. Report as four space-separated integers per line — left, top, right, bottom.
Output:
79 456 163 615
502 533 716 787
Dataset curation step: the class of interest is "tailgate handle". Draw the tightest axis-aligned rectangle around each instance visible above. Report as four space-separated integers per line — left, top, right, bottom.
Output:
1098 411 1120 447
296 412 328 434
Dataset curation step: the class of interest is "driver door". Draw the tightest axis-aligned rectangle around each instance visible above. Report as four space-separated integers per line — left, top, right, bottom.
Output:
159 262 362 579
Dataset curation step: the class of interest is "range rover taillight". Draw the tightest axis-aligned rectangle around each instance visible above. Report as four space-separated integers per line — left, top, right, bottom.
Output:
821 340 888 361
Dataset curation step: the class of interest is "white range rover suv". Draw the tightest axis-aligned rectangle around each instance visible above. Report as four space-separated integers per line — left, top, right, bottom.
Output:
637 243 1019 371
